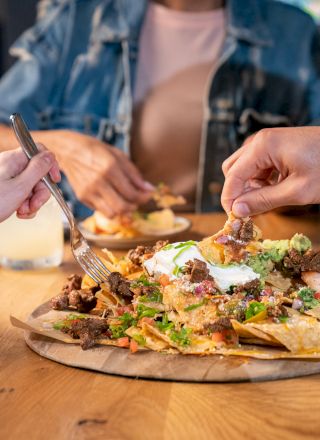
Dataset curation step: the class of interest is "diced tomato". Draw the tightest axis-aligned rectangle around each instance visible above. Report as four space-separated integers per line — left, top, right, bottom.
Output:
130 339 139 353
159 274 170 287
139 317 154 326
117 337 130 348
211 332 224 343
222 329 239 345
115 306 133 316
263 287 273 296
314 292 320 300
212 329 238 345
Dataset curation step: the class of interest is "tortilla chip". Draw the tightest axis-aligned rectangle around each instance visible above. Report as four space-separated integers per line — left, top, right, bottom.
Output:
304 307 320 319
231 319 281 345
265 271 291 291
239 338 282 347
126 325 169 351
244 314 320 353
216 345 320 360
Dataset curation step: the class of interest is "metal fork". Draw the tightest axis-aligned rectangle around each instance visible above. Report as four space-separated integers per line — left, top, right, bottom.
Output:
10 113 111 284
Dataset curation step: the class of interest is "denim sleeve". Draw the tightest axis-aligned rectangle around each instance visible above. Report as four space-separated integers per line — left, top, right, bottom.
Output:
0 1 71 129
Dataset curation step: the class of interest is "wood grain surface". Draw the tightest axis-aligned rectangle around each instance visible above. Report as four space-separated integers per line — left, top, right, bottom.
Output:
1 213 320 440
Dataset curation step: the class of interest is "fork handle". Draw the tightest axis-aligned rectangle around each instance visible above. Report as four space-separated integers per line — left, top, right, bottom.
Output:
10 113 75 228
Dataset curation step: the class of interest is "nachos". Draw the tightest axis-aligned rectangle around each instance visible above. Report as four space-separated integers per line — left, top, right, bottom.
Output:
82 183 186 238
27 215 320 358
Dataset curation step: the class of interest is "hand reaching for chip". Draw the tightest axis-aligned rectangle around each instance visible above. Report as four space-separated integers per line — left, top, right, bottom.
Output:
221 127 320 217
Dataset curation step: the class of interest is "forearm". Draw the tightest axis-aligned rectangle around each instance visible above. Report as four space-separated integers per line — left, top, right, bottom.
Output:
0 124 73 169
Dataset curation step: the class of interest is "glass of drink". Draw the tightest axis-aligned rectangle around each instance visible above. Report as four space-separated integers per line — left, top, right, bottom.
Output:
0 197 64 270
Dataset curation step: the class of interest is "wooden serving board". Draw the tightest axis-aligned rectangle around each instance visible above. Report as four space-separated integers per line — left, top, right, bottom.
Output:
24 302 320 382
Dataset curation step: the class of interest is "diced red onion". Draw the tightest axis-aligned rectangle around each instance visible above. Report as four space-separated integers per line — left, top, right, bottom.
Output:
194 285 205 297
216 235 229 244
292 298 303 310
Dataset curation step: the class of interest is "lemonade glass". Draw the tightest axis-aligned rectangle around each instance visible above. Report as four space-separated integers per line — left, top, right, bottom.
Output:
0 197 64 269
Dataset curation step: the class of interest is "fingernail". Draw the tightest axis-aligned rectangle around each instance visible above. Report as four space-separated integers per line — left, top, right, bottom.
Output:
42 152 53 165
233 202 250 217
143 181 155 191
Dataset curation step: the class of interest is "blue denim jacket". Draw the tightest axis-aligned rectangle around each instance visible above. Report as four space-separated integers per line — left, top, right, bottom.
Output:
0 0 319 215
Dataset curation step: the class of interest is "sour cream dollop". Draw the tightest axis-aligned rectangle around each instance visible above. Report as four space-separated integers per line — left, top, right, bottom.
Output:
143 241 259 291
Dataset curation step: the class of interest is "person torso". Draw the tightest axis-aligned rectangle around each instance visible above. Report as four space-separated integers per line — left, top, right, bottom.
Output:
131 3 226 210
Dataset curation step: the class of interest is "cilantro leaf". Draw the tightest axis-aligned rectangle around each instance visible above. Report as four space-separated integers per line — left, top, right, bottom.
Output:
110 324 126 339
298 287 320 309
131 274 160 289
278 316 289 323
170 327 192 347
184 301 205 312
131 334 146 346
110 312 137 339
156 313 174 332
136 304 159 319
53 313 86 330
118 312 137 327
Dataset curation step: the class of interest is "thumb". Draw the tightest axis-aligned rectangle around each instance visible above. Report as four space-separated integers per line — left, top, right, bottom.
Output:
14 152 54 198
231 178 301 217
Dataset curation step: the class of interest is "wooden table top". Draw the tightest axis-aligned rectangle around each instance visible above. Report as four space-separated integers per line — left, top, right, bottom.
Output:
1 212 320 440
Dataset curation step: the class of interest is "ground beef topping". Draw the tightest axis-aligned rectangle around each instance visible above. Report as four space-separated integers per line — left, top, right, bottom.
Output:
233 278 261 297
51 274 97 312
61 274 82 293
61 318 109 350
239 219 254 242
127 240 168 267
185 259 213 283
203 317 232 333
284 249 320 274
229 218 254 243
107 272 133 299
267 304 288 321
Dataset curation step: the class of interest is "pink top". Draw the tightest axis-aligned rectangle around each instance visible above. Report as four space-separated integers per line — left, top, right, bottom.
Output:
131 3 226 210
134 3 226 103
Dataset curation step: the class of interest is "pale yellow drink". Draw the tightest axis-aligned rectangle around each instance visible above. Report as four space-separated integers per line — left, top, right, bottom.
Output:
0 197 64 269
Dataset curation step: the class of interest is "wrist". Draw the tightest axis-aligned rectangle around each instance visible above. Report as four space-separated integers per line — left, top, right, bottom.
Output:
32 129 79 170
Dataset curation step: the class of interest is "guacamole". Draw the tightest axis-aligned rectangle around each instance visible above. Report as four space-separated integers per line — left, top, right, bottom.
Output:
289 233 311 253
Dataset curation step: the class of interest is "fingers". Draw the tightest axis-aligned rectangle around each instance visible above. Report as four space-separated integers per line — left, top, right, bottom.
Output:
222 144 247 177
231 176 305 217
221 134 279 213
36 143 61 182
0 149 29 178
107 162 149 204
14 151 57 199
29 182 51 213
16 182 51 217
82 184 137 219
112 148 154 193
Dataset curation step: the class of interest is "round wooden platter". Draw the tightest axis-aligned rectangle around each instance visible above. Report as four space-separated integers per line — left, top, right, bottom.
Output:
24 302 320 383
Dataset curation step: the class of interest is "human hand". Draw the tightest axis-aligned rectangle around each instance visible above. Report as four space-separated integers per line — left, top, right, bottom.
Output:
221 127 320 217
58 131 154 218
0 146 60 222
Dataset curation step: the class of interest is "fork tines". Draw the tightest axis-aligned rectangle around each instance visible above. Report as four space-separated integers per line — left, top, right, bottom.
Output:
76 247 111 284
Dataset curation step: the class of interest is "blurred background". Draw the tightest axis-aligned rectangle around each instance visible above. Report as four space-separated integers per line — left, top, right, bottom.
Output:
0 0 319 75
0 0 37 75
